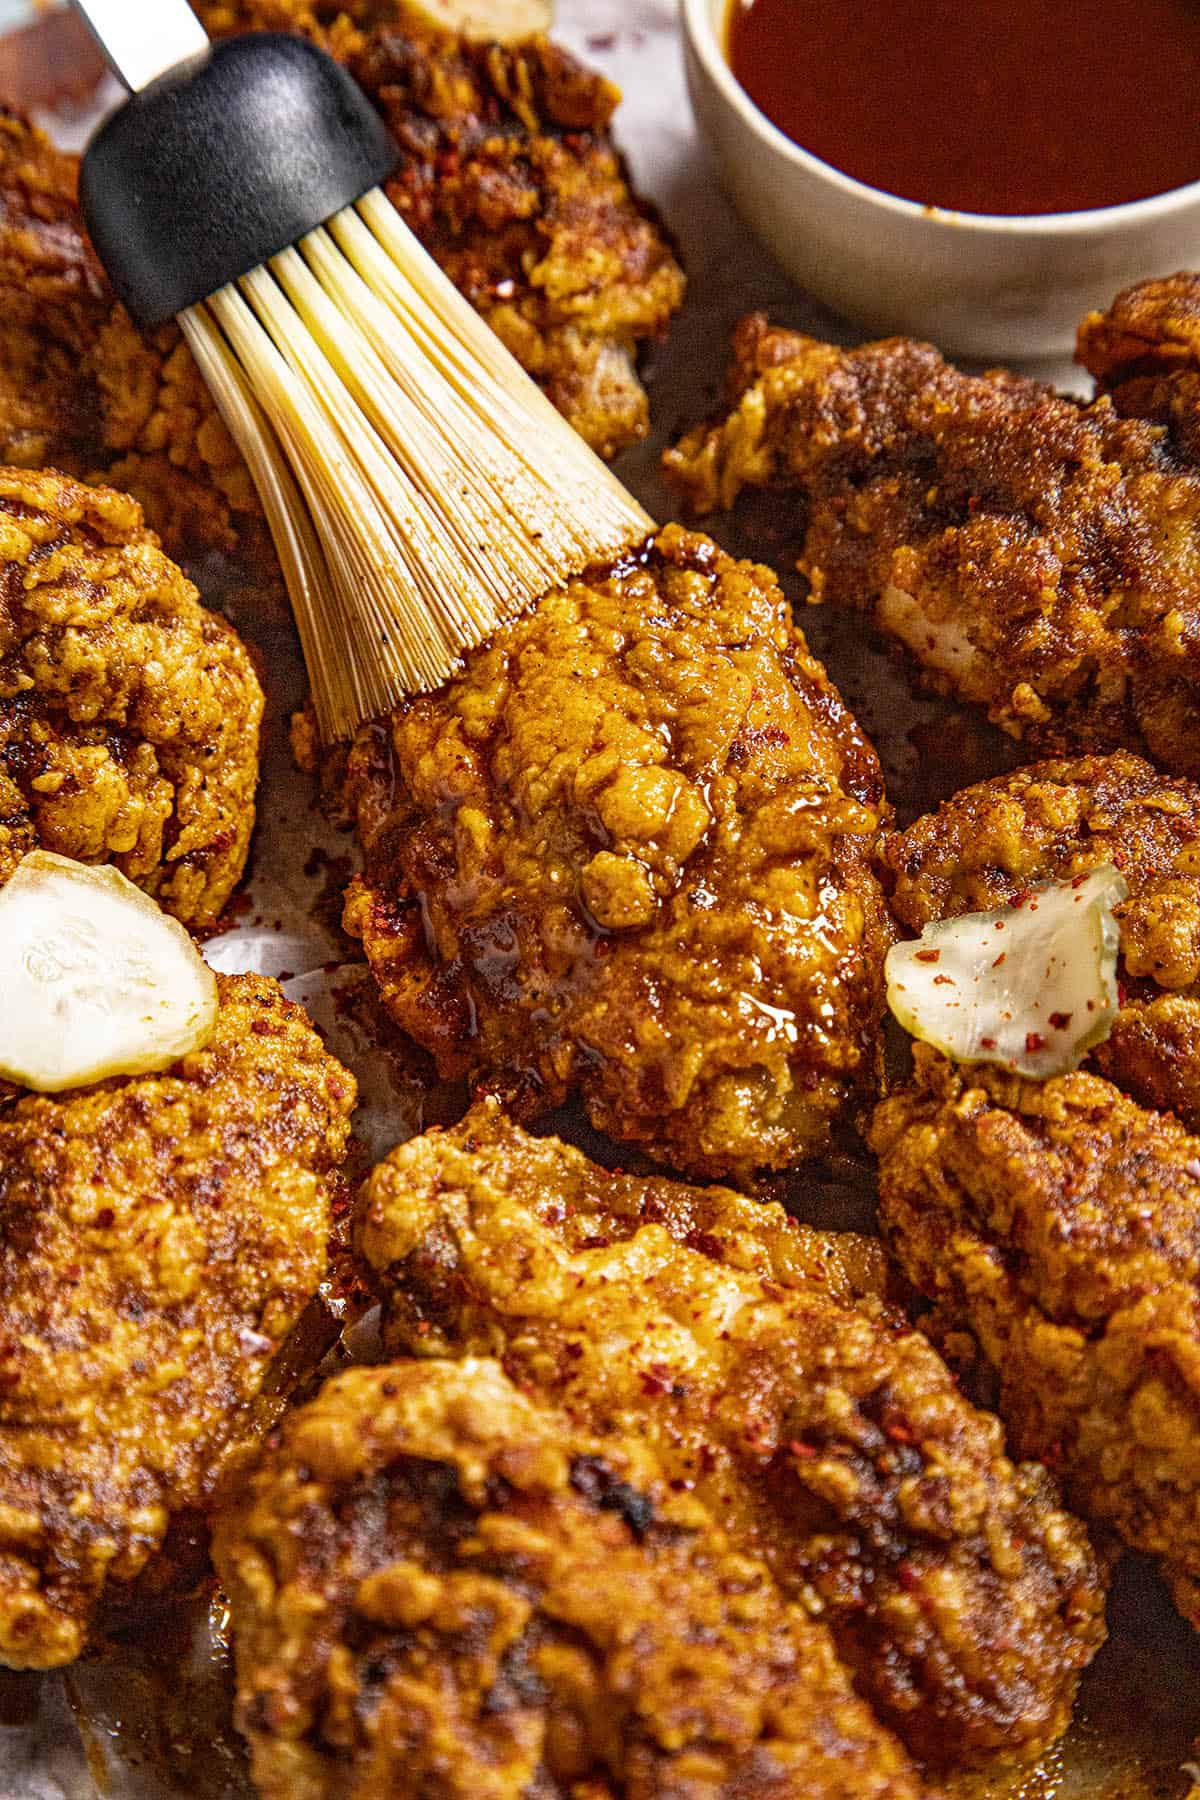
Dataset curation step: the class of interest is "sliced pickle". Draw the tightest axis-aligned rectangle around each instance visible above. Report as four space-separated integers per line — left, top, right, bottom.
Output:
886 865 1128 1079
400 0 553 40
0 851 219 1093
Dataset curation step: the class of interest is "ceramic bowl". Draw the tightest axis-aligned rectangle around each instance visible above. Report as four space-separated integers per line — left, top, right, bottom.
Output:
680 0 1200 358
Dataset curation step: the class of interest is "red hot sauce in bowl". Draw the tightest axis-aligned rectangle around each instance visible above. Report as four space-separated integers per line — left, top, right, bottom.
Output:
726 0 1200 215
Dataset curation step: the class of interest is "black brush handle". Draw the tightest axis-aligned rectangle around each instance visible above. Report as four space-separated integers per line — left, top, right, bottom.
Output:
77 23 397 328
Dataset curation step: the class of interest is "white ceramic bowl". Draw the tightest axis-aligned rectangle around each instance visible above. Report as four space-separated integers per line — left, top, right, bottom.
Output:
681 0 1200 359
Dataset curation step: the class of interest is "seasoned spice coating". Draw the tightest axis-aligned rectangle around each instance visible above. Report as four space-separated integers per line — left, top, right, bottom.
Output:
664 293 1200 778
356 1100 1105 1771
214 1358 930 1800
0 112 258 559
340 525 893 1180
0 974 356 1669
0 467 263 929
1078 272 1200 464
873 1045 1200 1634
884 751 1200 1127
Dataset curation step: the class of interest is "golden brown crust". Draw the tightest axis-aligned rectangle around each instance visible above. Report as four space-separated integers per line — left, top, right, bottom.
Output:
353 27 684 461
883 750 1200 1127
0 112 257 559
340 526 893 1180
664 301 1200 778
0 467 263 928
0 974 356 1670
214 1358 930 1800
354 1100 1106 1771
873 1045 1200 1624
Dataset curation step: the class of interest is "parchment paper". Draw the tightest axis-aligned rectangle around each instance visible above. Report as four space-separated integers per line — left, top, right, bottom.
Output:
0 4 1196 1796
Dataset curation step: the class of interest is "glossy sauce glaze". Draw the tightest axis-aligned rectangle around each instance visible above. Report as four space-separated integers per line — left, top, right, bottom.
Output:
726 0 1200 215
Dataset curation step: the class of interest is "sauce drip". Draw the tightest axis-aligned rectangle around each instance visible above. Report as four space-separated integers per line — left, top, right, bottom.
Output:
726 0 1200 215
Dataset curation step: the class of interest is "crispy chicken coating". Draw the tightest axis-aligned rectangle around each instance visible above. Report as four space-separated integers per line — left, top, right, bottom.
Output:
664 290 1200 779
353 25 684 461
1078 272 1200 464
873 1044 1200 1634
0 112 258 560
883 750 1200 1129
339 525 893 1180
213 1358 930 1800
0 974 356 1670
0 468 263 928
355 1099 1106 1771
0 22 681 559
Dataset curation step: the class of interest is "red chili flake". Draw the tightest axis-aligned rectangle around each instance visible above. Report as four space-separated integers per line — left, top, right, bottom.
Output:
914 948 941 964
250 1020 281 1037
933 974 955 986
1048 1011 1072 1030
884 1417 915 1445
994 920 1006 930
788 1439 817 1459
1072 872 1089 888
980 1036 997 1049
640 1365 675 1397
1025 1031 1046 1053
992 952 1006 967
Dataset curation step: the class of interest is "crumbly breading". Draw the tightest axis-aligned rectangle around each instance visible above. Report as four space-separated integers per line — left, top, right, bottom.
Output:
873 1044 1200 1631
883 751 1200 1127
355 1099 1106 1771
340 525 893 1180
0 974 356 1670
352 27 684 461
0 467 263 928
0 112 256 559
1078 272 1200 464
213 1358 931 1800
664 295 1200 779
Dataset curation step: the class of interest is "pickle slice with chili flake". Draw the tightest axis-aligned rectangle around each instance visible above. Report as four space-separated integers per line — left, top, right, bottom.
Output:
885 864 1127 1079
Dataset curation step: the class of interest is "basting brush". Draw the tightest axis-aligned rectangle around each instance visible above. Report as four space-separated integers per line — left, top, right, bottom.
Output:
70 0 655 741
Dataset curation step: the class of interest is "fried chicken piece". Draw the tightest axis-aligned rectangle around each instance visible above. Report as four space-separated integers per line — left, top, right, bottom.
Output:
198 1 684 459
0 112 258 560
352 24 684 460
1078 272 1200 465
664 293 1200 778
0 27 681 557
883 750 1200 1128
355 1099 1105 1771
214 1358 930 1800
0 974 356 1670
0 468 263 928
339 525 892 1180
873 1043 1200 1634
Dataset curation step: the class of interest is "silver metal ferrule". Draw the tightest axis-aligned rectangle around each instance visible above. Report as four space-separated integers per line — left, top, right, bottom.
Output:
70 0 210 94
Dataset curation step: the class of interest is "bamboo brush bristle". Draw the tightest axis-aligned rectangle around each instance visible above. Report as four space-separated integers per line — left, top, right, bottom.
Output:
179 188 655 743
